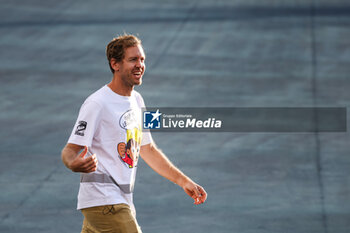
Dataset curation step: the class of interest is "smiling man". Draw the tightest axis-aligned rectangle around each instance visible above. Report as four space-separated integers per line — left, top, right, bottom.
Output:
61 34 207 233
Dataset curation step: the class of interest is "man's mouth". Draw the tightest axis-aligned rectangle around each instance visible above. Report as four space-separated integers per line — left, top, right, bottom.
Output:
133 70 143 78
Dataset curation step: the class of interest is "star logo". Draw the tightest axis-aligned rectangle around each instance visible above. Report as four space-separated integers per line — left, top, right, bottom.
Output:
143 109 162 129
150 109 162 122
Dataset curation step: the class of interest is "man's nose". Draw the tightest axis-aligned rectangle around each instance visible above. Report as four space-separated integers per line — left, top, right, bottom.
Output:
135 59 143 68
135 60 141 67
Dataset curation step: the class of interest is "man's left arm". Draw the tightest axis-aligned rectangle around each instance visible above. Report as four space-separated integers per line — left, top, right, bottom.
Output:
140 143 207 205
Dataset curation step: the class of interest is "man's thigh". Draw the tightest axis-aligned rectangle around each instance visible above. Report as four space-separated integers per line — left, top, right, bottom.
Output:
81 204 142 233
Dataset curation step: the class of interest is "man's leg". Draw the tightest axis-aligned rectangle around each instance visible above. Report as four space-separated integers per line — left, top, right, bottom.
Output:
81 204 142 233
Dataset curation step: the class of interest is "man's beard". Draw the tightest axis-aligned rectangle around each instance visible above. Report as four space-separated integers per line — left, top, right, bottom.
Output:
121 72 142 87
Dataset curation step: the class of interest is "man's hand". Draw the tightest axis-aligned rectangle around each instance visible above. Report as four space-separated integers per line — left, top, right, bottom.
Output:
70 146 98 173
140 143 207 205
61 144 98 173
182 180 207 205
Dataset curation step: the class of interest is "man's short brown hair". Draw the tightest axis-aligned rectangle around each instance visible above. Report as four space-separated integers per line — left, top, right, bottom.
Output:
106 34 142 73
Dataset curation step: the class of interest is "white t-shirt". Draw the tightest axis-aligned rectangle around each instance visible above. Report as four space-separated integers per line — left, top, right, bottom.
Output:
68 85 152 216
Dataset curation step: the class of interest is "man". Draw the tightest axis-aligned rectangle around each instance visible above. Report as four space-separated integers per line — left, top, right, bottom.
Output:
61 34 207 233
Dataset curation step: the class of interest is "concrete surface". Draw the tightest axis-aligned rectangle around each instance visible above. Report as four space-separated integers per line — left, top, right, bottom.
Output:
0 0 350 232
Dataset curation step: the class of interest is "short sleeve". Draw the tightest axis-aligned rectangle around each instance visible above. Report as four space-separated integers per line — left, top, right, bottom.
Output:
141 130 153 146
134 92 153 146
68 100 102 147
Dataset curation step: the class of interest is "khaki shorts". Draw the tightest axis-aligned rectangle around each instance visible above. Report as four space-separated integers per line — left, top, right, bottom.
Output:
81 204 142 233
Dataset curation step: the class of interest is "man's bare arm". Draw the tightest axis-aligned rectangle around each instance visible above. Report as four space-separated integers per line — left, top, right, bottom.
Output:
61 143 98 173
140 143 207 205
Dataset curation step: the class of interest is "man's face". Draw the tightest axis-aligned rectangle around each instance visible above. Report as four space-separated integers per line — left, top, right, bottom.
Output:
119 45 146 87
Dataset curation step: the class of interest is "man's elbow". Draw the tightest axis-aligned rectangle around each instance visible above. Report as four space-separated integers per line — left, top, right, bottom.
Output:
61 145 72 169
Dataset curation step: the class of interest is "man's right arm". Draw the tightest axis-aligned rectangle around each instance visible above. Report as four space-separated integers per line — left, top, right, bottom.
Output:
61 143 98 173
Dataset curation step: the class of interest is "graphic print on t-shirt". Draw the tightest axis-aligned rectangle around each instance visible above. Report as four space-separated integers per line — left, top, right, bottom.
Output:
75 121 87 136
117 109 142 168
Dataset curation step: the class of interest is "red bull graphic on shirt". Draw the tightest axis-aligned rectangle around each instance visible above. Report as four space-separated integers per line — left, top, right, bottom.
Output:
118 109 142 168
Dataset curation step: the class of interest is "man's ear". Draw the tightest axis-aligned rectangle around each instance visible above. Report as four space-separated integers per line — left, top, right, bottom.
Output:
110 58 120 72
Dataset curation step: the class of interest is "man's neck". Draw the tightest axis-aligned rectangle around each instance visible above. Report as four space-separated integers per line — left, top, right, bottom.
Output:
107 76 133 96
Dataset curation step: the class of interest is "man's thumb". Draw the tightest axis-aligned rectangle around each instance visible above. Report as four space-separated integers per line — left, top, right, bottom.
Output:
80 146 88 158
191 186 201 199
